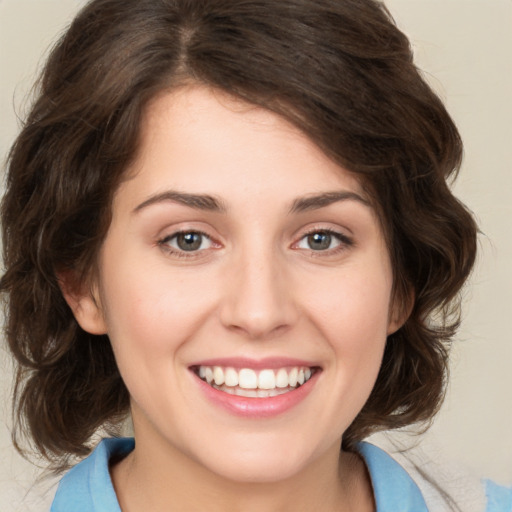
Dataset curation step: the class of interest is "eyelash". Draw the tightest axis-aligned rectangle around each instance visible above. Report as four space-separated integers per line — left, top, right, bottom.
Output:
293 228 354 256
157 228 354 259
158 229 216 259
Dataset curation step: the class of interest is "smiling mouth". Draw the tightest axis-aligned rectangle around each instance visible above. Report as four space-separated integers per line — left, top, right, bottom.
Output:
192 365 319 398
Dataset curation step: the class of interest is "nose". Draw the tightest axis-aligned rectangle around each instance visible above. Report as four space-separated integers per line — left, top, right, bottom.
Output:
219 248 299 340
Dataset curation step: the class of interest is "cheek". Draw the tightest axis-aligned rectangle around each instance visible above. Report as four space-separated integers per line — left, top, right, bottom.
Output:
98 261 220 418
102 254 191 349
303 263 393 345
299 260 392 400
99 254 215 359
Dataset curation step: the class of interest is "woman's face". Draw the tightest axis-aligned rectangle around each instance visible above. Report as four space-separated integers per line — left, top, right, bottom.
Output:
73 86 401 483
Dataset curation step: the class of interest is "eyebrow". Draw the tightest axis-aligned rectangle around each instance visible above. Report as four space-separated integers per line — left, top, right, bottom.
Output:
133 191 227 214
289 191 370 213
133 189 370 215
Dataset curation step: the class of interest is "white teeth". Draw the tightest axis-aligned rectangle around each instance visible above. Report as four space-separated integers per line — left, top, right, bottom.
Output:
276 368 289 388
235 387 258 397
214 384 292 398
258 369 276 389
238 369 258 389
288 367 298 387
224 367 238 387
196 365 316 394
213 366 224 386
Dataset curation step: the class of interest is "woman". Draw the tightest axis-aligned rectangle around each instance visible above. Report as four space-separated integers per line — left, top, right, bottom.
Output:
1 0 509 510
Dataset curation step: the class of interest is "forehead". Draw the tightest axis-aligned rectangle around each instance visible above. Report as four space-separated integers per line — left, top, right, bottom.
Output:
119 85 369 208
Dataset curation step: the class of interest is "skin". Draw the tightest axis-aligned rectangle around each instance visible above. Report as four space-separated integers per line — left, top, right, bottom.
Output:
66 85 406 512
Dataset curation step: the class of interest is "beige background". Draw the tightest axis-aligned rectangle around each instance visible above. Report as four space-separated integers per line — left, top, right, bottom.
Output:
1 0 511 510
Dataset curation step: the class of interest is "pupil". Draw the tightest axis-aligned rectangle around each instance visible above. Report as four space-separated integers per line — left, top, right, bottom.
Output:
177 232 202 251
308 232 331 250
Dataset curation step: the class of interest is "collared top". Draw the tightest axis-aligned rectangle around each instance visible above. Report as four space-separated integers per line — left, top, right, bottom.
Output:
50 438 511 512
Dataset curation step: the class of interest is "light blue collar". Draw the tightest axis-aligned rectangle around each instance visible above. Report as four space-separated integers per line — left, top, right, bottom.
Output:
51 438 428 511
357 442 428 511
51 438 131 512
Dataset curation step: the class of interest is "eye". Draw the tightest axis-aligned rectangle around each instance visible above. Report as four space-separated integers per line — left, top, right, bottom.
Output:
295 230 352 252
159 230 214 253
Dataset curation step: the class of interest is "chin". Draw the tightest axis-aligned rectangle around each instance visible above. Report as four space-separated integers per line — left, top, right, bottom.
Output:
190 435 320 484
206 456 308 484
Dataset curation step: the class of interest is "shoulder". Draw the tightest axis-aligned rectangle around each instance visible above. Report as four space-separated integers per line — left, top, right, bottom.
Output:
359 440 511 512
50 437 510 512
485 480 512 512
50 437 134 512
357 442 429 511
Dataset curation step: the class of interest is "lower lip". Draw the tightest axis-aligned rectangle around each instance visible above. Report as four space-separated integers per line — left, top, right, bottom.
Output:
193 371 319 418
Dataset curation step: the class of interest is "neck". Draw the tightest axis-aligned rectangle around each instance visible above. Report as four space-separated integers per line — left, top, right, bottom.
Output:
111 433 375 512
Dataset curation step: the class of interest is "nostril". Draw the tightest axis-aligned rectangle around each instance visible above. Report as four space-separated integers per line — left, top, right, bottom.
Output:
218 266 299 339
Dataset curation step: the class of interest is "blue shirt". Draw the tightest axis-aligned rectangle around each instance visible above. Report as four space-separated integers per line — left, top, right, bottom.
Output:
51 438 512 511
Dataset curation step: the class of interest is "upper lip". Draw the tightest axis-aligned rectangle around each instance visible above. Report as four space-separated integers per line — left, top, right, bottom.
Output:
189 357 321 370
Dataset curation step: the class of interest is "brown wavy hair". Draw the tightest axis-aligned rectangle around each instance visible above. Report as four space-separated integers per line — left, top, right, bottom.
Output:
1 0 477 471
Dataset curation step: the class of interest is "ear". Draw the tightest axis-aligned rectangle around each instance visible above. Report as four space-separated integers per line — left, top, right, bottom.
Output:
387 287 414 336
58 270 107 335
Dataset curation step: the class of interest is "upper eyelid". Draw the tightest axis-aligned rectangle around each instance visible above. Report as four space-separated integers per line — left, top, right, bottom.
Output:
299 227 350 238
160 229 211 240
291 224 356 252
157 230 218 259
157 224 217 242
294 230 352 246
159 229 216 246
155 224 354 249
293 224 353 242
